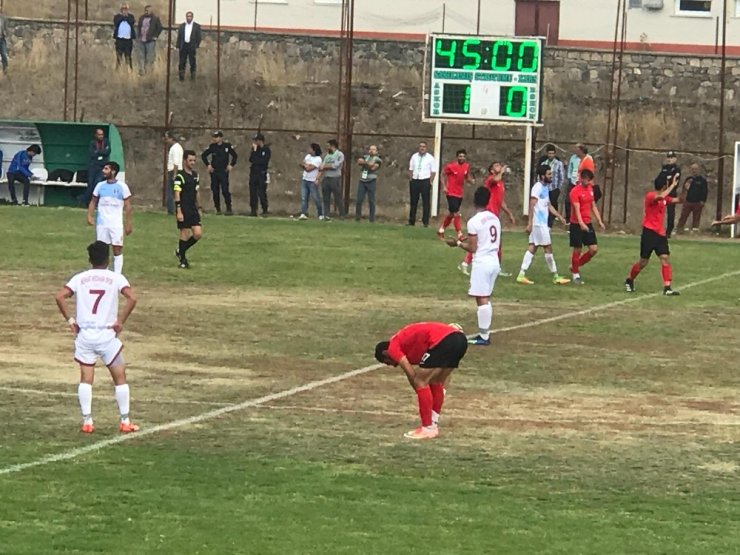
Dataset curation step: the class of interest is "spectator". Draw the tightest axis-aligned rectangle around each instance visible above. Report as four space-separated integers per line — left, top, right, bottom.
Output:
113 3 136 70
297 143 323 220
0 6 9 75
355 145 382 222
82 128 111 206
320 139 345 221
565 146 581 222
677 163 708 233
576 143 601 205
176 11 201 81
654 150 681 238
201 131 237 215
408 141 437 227
136 5 162 74
7 144 41 206
537 144 565 228
164 130 183 215
249 133 271 217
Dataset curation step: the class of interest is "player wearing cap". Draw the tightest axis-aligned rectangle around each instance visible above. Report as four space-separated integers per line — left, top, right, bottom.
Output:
516 165 570 286
249 133 271 217
201 130 237 215
438 149 475 240
625 174 683 295
568 168 606 285
86 161 132 274
654 150 681 238
375 322 467 440
54 241 139 433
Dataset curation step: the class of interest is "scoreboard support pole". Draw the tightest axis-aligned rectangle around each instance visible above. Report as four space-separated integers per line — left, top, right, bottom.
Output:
522 124 534 216
431 121 443 218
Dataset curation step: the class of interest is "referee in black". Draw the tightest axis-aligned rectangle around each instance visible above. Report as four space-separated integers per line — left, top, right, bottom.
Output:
249 133 271 217
201 130 237 215
174 150 203 269
654 150 680 238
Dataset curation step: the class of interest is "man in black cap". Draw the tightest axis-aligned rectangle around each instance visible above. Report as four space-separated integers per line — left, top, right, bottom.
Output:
249 133 271 217
654 151 680 238
201 130 237 215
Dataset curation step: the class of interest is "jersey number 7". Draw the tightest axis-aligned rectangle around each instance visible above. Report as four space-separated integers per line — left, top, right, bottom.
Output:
89 289 106 314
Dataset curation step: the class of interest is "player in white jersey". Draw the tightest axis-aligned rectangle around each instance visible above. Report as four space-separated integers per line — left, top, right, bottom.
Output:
516 165 570 286
86 161 132 274
55 241 139 434
446 187 500 346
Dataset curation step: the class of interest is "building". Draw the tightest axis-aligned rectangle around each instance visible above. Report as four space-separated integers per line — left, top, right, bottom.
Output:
178 0 739 54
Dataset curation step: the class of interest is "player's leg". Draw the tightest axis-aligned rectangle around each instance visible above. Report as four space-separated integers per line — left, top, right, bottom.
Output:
439 196 455 236
468 260 496 345
105 342 139 432
626 231 652 292
111 244 124 274
657 236 679 295
78 364 95 433
543 244 569 284
427 330 467 429
517 243 537 284
578 226 598 268
569 223 584 283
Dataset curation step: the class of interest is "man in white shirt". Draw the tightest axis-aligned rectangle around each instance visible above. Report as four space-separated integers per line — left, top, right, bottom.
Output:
86 161 133 274
164 130 183 215
55 241 139 434
113 3 136 70
407 141 437 227
446 187 501 346
297 143 324 220
516 165 570 286
176 11 202 81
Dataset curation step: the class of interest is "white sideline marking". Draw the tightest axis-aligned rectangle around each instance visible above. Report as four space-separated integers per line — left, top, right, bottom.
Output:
2 268 738 476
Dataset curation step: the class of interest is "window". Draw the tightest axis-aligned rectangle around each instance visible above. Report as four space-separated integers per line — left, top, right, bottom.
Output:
315 0 343 4
249 0 288 4
736 0 740 16
629 0 642 7
675 0 712 16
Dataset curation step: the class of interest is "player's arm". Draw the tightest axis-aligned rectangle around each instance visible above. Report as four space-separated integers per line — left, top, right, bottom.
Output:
440 168 447 192
112 286 138 335
592 203 606 230
54 287 78 334
123 197 133 235
657 174 681 199
86 196 97 226
195 188 202 212
447 233 478 253
396 356 417 389
229 145 237 169
573 200 587 230
526 196 537 233
466 169 475 184
501 200 516 225
173 178 184 222
547 203 566 224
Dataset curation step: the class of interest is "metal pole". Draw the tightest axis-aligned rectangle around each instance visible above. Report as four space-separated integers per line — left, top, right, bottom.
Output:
163 0 174 208
623 135 631 224
341 0 355 214
716 0 728 220
442 3 446 33
216 0 221 129
63 0 72 121
476 0 481 34
602 0 622 193
714 16 719 55
336 0 347 141
607 0 627 223
432 121 443 218
84 0 88 20
523 125 533 216
253 0 259 31
73 0 80 121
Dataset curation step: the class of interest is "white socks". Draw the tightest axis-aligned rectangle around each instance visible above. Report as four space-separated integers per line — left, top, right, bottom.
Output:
545 253 557 274
78 383 93 421
432 410 440 426
520 250 534 272
477 303 493 340
113 254 123 274
114 384 130 421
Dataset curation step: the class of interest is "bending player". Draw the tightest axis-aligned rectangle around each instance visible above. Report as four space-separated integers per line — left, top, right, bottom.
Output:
438 149 475 240
569 169 606 284
375 322 467 440
625 175 683 295
54 241 140 433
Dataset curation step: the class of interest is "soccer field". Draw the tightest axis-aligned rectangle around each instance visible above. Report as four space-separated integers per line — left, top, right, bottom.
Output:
1 207 739 554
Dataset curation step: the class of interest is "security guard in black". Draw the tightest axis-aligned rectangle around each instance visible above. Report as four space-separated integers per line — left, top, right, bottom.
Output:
201 130 237 215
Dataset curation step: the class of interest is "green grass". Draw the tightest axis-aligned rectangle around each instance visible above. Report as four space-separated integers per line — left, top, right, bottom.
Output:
0 206 739 554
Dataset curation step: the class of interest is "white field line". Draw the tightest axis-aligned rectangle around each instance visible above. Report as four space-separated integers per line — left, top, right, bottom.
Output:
2 268 739 476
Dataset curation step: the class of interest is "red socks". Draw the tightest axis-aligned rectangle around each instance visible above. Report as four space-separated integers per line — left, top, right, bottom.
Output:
629 262 642 280
442 215 453 229
464 251 473 265
661 263 672 286
453 213 461 233
429 383 445 415
579 250 594 267
571 251 581 273
416 386 433 427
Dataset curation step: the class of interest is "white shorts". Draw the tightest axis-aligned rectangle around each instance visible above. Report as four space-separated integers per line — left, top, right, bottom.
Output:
74 335 123 366
468 258 500 297
97 225 124 247
528 226 551 246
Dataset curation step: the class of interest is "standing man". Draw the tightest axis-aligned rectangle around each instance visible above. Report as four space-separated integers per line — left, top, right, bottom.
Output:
625 175 682 296
355 145 382 223
438 149 474 239
86 161 132 274
537 144 565 227
569 169 606 285
676 163 707 234
374 322 467 440
54 241 139 434
654 150 681 238
176 11 201 81
83 128 111 206
297 143 323 220
201 131 237 215
516 166 570 286
164 130 183 215
565 146 581 222
7 144 42 206
446 187 501 346
408 141 436 227
0 6 10 75
320 139 345 220
174 150 203 269
249 133 271 217
113 4 136 70
576 143 601 205
136 5 162 74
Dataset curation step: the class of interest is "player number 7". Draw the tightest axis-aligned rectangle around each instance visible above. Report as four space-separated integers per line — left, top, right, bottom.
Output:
89 289 106 314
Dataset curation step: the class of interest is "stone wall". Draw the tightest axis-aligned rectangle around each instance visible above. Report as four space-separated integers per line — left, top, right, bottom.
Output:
2 18 739 227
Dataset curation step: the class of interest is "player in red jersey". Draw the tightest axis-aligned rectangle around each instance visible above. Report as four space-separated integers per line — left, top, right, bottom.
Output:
438 149 475 240
375 322 468 440
625 175 683 295
710 202 740 227
568 169 605 284
458 162 515 276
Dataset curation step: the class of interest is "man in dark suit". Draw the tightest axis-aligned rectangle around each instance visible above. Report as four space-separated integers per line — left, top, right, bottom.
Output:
113 3 136 70
176 11 201 81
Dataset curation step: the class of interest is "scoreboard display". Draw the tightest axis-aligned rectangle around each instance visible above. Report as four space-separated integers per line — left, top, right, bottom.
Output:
427 34 544 124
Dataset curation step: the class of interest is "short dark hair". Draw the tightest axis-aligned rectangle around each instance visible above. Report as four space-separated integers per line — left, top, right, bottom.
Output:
164 130 176 140
577 143 589 154
183 149 197 159
474 186 491 208
28 144 42 155
310 143 322 156
580 169 594 180
374 341 390 363
545 144 556 152
88 241 109 267
104 161 120 175
456 149 467 156
537 165 551 179
328 139 339 148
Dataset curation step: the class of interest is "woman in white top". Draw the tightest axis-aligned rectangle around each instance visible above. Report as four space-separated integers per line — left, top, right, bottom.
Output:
298 143 324 220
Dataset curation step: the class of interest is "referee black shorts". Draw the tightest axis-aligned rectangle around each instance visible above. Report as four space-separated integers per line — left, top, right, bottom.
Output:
177 209 202 230
419 332 468 369
640 227 669 259
569 223 598 248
